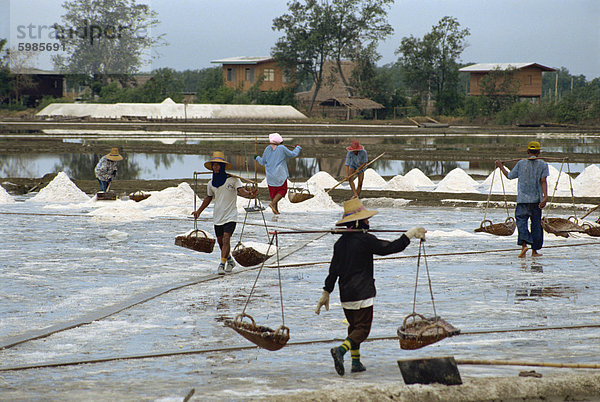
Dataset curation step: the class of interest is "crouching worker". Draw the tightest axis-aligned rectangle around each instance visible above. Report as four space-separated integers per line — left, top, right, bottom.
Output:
94 147 123 191
192 151 257 275
315 198 426 376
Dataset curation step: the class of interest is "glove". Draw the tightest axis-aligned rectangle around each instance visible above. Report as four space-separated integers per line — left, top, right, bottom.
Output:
315 290 330 315
406 227 426 240
254 154 259 160
295 145 301 149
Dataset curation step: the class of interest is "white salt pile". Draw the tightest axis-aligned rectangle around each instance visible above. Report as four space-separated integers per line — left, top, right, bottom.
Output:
404 168 435 187
434 168 479 193
362 168 387 188
307 171 339 189
547 165 575 197
0 184 15 204
574 164 600 197
480 167 518 194
363 197 411 208
384 175 417 191
237 241 277 256
88 200 149 222
141 182 199 208
28 172 90 203
278 185 341 213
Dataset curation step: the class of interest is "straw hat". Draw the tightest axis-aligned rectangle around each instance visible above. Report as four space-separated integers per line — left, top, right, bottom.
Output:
105 147 123 161
346 140 364 152
204 151 232 170
527 141 541 151
336 198 378 225
269 133 283 144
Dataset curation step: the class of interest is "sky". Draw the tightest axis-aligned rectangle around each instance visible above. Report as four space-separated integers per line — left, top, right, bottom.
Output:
2 0 599 79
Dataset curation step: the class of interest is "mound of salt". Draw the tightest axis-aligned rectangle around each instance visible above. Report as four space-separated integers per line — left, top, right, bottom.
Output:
307 171 339 189
404 168 435 187
480 167 518 194
28 172 90 203
278 185 341 213
0 184 15 204
547 165 575 197
141 182 199 208
574 164 600 197
384 175 417 191
434 168 479 193
362 168 387 188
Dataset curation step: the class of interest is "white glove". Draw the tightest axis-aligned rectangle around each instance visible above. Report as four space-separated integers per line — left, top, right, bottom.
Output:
406 227 426 240
315 290 330 315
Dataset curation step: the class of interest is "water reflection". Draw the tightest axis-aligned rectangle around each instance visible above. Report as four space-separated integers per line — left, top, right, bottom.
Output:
52 154 144 181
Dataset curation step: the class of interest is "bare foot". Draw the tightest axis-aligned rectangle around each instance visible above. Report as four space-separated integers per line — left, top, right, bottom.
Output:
518 245 528 258
268 203 280 215
531 251 543 257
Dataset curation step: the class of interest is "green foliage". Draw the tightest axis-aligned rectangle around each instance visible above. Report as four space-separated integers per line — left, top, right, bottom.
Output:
53 0 162 77
272 0 393 112
396 16 469 114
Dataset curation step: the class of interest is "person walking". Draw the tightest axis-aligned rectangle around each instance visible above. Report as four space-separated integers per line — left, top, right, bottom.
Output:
345 140 368 198
495 141 549 258
315 198 426 376
255 133 301 215
193 151 257 275
94 147 123 191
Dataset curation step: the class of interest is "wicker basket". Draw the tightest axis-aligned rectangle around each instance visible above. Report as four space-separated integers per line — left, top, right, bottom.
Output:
174 229 215 253
96 191 117 200
225 313 289 351
541 216 585 238
232 243 271 267
397 313 460 350
129 190 151 202
582 223 600 237
474 217 516 236
288 188 314 203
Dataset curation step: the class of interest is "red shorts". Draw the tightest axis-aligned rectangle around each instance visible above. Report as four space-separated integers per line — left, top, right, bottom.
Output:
268 182 288 199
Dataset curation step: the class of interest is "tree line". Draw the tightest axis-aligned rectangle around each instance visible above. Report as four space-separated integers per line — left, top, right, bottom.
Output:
0 0 598 125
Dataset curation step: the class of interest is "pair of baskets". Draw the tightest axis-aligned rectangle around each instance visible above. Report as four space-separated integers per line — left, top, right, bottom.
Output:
129 190 151 202
174 229 215 253
474 217 516 236
288 188 314 203
225 313 289 351
397 313 460 350
232 243 272 267
541 216 586 238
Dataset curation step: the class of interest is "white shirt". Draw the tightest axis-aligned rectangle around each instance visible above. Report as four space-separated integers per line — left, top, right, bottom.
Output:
207 177 242 226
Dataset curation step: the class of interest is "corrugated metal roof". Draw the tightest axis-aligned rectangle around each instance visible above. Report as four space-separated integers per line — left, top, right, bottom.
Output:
210 56 273 65
459 63 556 72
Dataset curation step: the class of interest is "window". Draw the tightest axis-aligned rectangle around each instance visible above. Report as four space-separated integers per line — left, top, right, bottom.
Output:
226 68 235 82
263 68 275 82
245 67 254 83
527 75 532 85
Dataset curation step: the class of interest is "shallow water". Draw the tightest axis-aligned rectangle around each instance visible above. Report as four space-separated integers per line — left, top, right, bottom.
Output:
1 195 599 400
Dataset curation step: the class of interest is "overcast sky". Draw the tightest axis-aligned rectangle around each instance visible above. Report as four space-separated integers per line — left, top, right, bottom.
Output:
2 0 599 79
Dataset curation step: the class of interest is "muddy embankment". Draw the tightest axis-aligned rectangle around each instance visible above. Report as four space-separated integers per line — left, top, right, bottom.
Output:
2 121 600 207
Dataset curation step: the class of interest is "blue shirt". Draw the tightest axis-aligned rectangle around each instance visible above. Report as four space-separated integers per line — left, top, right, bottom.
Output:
507 158 549 203
345 150 368 170
256 145 301 187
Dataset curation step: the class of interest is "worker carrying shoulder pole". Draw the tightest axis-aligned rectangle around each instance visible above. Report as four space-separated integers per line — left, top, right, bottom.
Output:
344 140 368 199
495 141 549 258
315 198 426 376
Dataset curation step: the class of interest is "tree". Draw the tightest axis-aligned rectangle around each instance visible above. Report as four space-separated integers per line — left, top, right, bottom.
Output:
479 67 520 113
272 0 393 113
52 0 162 87
0 39 12 105
396 16 470 114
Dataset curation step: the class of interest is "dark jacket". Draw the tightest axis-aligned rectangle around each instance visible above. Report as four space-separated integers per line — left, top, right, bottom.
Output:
324 232 410 302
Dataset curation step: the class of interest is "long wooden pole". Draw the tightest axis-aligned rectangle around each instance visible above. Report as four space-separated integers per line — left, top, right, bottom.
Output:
326 152 386 194
269 228 407 235
193 171 257 184
580 204 600 220
456 359 600 369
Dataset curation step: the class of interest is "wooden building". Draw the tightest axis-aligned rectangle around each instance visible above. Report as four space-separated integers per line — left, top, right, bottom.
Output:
295 60 383 119
211 56 295 92
459 63 556 101
16 68 64 106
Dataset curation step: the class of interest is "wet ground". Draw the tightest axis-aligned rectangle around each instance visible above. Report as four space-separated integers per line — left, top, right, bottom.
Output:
1 194 599 400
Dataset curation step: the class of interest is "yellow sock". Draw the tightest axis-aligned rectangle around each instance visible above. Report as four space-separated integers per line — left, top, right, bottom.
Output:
351 349 360 361
220 258 227 263
339 339 352 353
